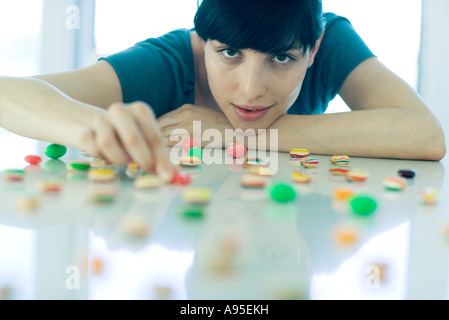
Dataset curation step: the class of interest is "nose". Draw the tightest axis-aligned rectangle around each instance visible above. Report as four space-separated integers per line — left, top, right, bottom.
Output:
238 58 267 100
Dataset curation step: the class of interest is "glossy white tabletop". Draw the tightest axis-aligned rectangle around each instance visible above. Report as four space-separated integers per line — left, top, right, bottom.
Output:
0 133 448 300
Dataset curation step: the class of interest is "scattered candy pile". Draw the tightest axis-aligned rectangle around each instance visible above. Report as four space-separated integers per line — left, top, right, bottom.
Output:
0 141 444 298
1 143 443 245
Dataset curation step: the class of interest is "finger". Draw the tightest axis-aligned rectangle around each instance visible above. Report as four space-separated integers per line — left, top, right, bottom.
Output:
130 103 178 182
92 116 129 164
107 103 155 173
157 115 182 128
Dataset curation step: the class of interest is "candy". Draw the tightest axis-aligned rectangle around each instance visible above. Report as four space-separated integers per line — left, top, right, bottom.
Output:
226 143 247 159
91 157 112 168
189 147 203 160
347 169 369 182
420 187 438 205
383 176 407 191
119 213 149 238
171 171 192 186
333 187 354 201
67 159 91 172
45 144 67 159
240 173 269 188
36 179 63 193
182 188 212 205
179 156 201 167
349 195 378 216
15 193 39 212
329 165 349 175
89 185 117 204
291 171 311 184
24 155 41 165
179 204 206 219
88 168 117 183
289 148 309 158
182 139 199 152
81 151 94 158
333 225 359 246
398 169 416 179
125 161 143 178
301 158 319 168
330 155 350 165
2 169 25 182
244 157 263 168
267 182 297 203
91 258 104 275
248 165 273 176
134 174 163 189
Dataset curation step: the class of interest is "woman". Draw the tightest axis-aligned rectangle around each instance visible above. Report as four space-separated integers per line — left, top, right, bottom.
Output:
0 0 445 182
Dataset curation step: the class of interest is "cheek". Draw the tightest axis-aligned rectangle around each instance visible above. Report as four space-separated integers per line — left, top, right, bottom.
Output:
205 56 232 102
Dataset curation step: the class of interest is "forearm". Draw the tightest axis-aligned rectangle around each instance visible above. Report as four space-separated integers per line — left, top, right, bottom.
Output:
0 76 105 149
269 107 446 161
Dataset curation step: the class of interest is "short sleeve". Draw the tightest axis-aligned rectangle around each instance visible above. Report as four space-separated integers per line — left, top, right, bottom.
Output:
289 13 376 115
99 29 196 118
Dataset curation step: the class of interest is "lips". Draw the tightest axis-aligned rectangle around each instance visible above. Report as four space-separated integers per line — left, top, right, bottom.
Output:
232 104 273 121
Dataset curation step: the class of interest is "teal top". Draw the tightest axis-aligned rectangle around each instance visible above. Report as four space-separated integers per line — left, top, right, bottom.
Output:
100 13 375 118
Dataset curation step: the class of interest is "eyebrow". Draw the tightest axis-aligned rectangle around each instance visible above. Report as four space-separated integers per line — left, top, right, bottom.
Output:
210 40 303 55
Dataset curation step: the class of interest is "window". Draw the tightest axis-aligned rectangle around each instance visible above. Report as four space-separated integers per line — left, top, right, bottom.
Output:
94 0 197 58
0 0 43 77
322 0 422 113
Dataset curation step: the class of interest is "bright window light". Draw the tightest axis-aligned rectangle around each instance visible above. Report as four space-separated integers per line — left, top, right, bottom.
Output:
94 0 197 57
322 0 422 113
0 0 42 77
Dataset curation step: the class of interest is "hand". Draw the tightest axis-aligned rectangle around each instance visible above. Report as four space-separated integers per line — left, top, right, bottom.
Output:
80 101 177 182
157 104 232 148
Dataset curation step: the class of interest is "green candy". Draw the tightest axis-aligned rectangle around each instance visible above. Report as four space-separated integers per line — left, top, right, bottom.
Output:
70 162 90 171
189 147 203 160
45 144 67 159
268 182 297 203
180 204 205 219
350 195 378 216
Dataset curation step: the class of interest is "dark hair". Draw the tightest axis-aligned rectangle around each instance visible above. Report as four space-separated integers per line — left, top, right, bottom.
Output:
194 0 325 55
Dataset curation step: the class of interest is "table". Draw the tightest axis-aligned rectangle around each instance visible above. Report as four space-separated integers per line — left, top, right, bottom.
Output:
0 133 448 301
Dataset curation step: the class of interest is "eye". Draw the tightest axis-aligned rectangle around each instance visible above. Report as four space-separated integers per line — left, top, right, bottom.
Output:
272 54 292 64
222 49 240 58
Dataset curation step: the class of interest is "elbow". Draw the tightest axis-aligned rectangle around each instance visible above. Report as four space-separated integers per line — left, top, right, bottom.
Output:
420 126 446 161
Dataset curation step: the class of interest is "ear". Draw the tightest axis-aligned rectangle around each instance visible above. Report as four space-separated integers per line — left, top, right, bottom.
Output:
307 31 325 68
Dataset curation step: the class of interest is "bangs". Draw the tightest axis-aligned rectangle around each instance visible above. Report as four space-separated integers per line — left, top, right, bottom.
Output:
194 0 324 54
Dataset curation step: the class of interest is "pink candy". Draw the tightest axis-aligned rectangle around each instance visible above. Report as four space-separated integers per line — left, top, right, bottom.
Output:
182 139 199 152
226 143 247 159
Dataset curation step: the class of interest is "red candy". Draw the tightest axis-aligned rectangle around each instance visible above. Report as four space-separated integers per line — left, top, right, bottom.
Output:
24 155 42 165
171 172 192 186
182 139 199 152
226 143 247 159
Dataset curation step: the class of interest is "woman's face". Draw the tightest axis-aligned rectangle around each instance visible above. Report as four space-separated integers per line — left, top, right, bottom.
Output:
204 39 319 132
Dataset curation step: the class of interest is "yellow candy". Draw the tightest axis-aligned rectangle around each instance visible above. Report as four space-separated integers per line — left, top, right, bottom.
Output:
182 188 212 204
290 148 310 158
88 168 117 183
134 174 163 189
421 187 438 205
248 165 273 176
291 171 311 184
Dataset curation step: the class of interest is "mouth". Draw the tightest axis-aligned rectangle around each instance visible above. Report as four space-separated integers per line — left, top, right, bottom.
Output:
232 104 273 121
